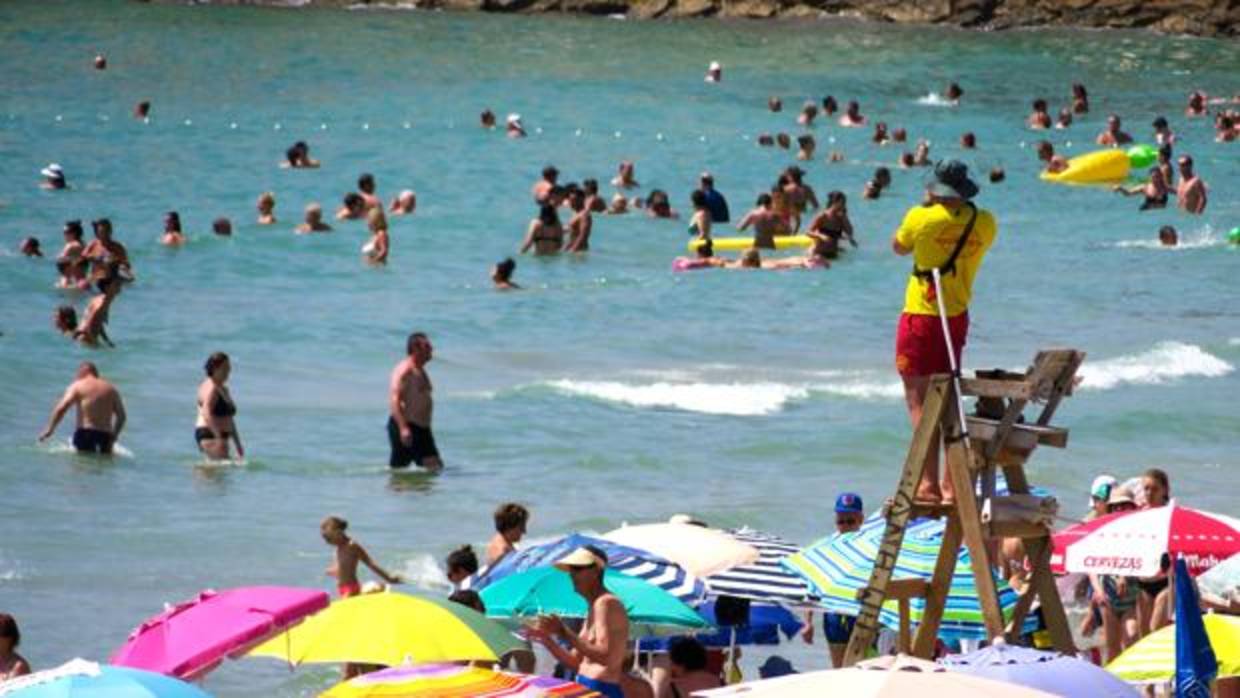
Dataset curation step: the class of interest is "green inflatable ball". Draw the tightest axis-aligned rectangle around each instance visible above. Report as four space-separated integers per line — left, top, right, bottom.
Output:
1127 144 1158 169
1229 226 1240 245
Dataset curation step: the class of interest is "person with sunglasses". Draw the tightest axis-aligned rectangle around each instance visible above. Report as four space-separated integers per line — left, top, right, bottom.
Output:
802 493 866 667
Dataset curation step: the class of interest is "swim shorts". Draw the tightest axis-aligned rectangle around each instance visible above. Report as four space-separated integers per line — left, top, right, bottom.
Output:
73 428 114 454
386 417 439 468
895 311 969 378
338 582 362 598
824 612 856 645
575 676 623 698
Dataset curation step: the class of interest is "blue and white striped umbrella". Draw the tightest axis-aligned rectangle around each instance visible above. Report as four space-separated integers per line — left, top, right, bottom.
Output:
704 528 816 607
463 533 707 606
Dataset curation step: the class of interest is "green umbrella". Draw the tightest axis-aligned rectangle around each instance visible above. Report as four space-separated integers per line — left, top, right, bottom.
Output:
479 567 711 637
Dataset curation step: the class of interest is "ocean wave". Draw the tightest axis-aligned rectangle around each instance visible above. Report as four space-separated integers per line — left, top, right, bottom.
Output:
1113 226 1223 250
916 92 957 107
544 379 810 416
399 553 453 594
1079 341 1233 391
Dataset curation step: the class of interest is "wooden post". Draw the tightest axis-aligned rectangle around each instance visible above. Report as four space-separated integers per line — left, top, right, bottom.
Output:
898 598 911 654
912 515 962 657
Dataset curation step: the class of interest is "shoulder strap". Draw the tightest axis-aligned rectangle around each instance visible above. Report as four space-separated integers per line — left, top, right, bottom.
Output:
912 203 978 280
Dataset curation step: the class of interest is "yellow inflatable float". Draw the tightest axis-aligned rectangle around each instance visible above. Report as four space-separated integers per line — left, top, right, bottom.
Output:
1040 149 1130 185
688 235 813 252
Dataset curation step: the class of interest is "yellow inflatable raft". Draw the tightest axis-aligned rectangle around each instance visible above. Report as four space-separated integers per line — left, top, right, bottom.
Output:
688 235 814 252
1040 149 1130 185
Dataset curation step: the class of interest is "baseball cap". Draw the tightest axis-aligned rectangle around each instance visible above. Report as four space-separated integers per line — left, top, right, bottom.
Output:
1089 475 1117 507
834 492 864 515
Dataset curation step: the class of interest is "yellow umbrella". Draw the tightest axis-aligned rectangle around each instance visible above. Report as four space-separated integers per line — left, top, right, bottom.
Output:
247 591 525 667
1107 614 1240 683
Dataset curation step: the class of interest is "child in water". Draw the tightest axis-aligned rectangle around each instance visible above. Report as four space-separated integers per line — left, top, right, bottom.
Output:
321 516 403 597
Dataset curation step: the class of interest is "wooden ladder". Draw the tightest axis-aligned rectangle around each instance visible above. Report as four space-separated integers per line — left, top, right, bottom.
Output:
842 349 1086 665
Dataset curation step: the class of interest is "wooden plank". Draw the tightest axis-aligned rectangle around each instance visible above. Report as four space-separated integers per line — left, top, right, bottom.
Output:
987 520 1051 540
842 377 952 667
959 377 1034 400
898 598 912 654
912 515 963 657
886 578 929 600
967 418 1069 449
1033 350 1086 426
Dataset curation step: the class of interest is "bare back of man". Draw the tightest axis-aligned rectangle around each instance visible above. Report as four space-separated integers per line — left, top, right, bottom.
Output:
40 363 126 454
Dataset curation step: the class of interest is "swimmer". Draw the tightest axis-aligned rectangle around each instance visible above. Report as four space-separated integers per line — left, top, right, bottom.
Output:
134 101 150 119
520 203 563 255
1186 91 1206 117
20 237 42 257
94 54 106 70
828 151 845 163
688 190 712 240
160 211 187 246
446 545 480 588
1112 167 1168 211
872 122 890 145
1156 145 1174 187
607 193 629 214
533 165 558 203
362 209 389 264
357 173 381 211
1027 99 1052 129
1056 108 1073 129
0 615 30 681
776 133 791 149
321 516 403 598
768 96 782 112
784 166 819 217
389 189 417 215
480 108 496 129
945 82 963 103
960 132 976 149
257 191 277 225
796 133 816 161
59 220 85 266
38 361 126 454
724 247 819 270
1175 155 1207 214
492 257 520 290
565 188 592 253
195 352 244 460
54 306 78 337
1217 114 1238 142
725 247 763 269
770 177 796 233
1151 117 1175 146
1158 225 1178 247
892 127 907 144
863 167 891 200
756 133 774 147
645 190 678 219
1072 83 1089 114
387 331 441 470
212 217 232 236
912 139 931 165
678 238 726 269
737 193 783 249
282 141 321 169
699 173 730 223
76 273 122 348
487 503 530 564
989 167 1006 183
797 101 818 126
1096 114 1133 147
297 203 333 233
839 100 866 127
898 152 916 169
583 179 607 213
83 218 133 281
807 190 857 254
335 193 366 221
1036 140 1069 174
822 95 838 116
705 60 722 83
56 257 88 291
506 113 526 138
612 161 639 189
40 163 67 190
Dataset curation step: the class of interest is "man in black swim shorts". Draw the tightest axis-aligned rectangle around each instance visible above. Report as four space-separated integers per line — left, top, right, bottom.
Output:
39 362 126 455
387 332 442 470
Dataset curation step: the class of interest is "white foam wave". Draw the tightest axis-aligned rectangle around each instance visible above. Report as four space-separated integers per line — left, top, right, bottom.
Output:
399 553 453 594
42 441 134 458
1113 226 1223 250
813 378 905 401
1079 342 1233 391
545 379 809 416
916 93 957 107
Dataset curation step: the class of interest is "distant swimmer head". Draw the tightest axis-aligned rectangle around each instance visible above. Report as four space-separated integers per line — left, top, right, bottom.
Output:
164 211 182 233
20 237 42 257
872 121 889 142
506 113 525 137
800 101 818 120
357 172 375 194
1036 140 1054 161
740 247 761 268
583 178 599 195
1032 98 1048 112
989 167 1006 183
212 217 232 236
899 152 915 168
609 192 629 213
699 171 714 189
304 203 325 224
776 133 791 149
822 95 838 115
479 108 496 128
874 167 892 188
93 54 107 70
41 163 67 189
926 159 979 201
257 191 276 214
768 96 782 112
342 193 364 215
756 133 774 147
134 101 150 119
945 82 963 101
55 305 78 334
1056 108 1073 128
1158 225 1178 247
892 127 907 143
705 60 722 83
494 257 516 283
393 189 416 213
960 131 976 149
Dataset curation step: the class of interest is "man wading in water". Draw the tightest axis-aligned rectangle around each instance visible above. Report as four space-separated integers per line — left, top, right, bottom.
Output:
387 332 442 471
891 160 996 504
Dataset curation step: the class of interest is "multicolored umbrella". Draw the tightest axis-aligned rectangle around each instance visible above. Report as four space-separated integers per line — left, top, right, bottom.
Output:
0 659 212 698
320 663 599 697
1107 614 1240 684
110 586 329 680
247 591 525 667
602 523 759 578
465 533 707 606
704 528 816 607
479 567 710 637
939 640 1139 697
1051 503 1240 578
782 518 1037 640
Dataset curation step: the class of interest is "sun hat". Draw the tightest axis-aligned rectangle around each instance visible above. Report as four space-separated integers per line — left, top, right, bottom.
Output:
1089 474 1118 507
1107 486 1135 507
41 163 64 179
708 61 721 71
506 113 522 125
553 546 608 571
925 159 979 200
834 492 864 515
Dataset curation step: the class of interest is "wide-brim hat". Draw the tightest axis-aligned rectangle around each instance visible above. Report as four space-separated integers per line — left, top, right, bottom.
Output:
925 159 979 200
41 163 64 179
553 546 607 571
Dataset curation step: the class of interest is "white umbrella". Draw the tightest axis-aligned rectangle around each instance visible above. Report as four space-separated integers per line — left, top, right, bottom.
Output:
602 523 758 578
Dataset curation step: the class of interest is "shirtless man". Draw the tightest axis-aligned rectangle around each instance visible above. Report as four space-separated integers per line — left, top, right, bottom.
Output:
565 189 592 253
839 100 866 127
532 165 558 204
529 546 630 698
296 204 333 234
320 516 403 597
486 502 529 564
582 179 607 213
737 194 784 249
357 173 381 211
1096 114 1133 146
783 167 819 227
1027 99 1052 129
1175 155 1208 214
611 161 639 190
387 332 441 471
38 362 126 454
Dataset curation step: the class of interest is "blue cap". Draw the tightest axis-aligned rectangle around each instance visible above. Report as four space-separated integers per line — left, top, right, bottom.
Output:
834 492 864 514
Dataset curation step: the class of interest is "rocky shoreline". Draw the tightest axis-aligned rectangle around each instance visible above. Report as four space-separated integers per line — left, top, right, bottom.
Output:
174 0 1238 37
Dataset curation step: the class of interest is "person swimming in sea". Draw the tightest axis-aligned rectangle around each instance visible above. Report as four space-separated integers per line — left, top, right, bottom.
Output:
797 101 818 126
1036 140 1069 174
520 203 563 255
40 163 68 190
768 96 782 112
645 190 678 219
796 133 816 161
872 122 890 145
806 190 857 256
298 203 333 233
480 109 496 129
160 211 186 246
492 258 520 290
612 161 639 190
256 192 277 225
687 190 711 241
362 209 389 264
336 193 366 221
565 188 592 253
54 306 78 337
1056 107 1073 129
1027 98 1052 129
282 141 320 168
863 167 892 200
839 100 866 127
1158 225 1178 247
506 113 526 138
389 189 416 215
321 516 403 598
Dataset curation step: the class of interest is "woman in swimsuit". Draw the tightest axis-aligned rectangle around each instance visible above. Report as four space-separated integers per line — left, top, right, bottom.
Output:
806 190 857 259
362 209 390 265
196 352 244 461
687 190 711 240
520 204 563 256
160 211 187 246
1113 167 1168 211
657 638 721 698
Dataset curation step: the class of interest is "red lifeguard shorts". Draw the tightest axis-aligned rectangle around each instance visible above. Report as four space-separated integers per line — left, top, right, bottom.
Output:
895 312 969 378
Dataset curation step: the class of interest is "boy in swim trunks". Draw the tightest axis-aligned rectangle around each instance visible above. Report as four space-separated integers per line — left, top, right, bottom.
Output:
321 516 403 597
38 362 126 455
387 332 442 471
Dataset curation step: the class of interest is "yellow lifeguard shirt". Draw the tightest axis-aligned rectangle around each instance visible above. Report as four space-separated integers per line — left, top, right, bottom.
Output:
896 202 997 317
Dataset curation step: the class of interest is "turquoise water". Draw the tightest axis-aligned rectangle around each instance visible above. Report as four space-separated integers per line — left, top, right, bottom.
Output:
1 1 1238 694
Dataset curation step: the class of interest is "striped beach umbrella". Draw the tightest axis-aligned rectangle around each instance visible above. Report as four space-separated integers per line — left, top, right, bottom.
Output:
1107 614 1240 683
321 663 600 697
703 528 816 607
782 518 1037 641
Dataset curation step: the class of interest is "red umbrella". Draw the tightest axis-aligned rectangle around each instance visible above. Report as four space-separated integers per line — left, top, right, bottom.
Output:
110 586 329 680
1051 503 1240 578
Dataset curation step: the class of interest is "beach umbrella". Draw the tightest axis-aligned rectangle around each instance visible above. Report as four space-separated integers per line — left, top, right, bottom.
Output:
1106 614 1240 683
1173 557 1218 696
110 586 329 680
320 663 599 697
479 567 710 637
466 532 707 606
1197 553 1240 601
694 653 1057 697
0 658 212 698
247 590 525 667
782 518 1037 640
638 600 802 650
703 528 816 607
602 523 759 578
1051 503 1240 578
939 639 1139 697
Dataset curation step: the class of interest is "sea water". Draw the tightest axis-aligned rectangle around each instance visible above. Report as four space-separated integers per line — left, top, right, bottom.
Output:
0 1 1237 694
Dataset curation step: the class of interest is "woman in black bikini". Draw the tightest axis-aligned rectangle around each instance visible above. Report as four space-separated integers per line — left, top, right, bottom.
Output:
196 352 244 460
806 190 858 260
519 204 564 256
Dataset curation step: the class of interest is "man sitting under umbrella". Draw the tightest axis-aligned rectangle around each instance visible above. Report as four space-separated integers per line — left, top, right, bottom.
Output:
527 546 630 698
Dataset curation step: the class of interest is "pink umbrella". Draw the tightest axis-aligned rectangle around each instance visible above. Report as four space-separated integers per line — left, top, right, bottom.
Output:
110 586 329 680
1051 503 1240 577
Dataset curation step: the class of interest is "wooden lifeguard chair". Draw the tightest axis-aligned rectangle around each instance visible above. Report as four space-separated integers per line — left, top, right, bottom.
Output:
842 349 1086 664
